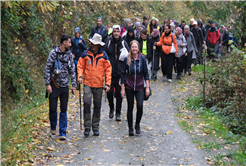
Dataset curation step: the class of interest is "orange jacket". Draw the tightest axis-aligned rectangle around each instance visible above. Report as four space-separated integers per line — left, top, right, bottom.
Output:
77 47 112 88
156 32 178 55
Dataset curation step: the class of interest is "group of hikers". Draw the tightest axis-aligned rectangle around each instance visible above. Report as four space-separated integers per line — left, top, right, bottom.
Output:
44 16 236 140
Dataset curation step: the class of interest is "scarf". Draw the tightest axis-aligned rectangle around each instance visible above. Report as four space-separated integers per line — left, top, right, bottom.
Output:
185 32 190 37
165 31 171 37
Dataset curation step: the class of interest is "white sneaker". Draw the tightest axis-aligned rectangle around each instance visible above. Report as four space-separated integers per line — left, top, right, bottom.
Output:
168 79 172 83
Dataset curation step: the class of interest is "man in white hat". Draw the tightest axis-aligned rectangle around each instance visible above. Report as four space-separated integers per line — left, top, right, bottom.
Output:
189 18 195 31
77 33 112 136
191 21 204 64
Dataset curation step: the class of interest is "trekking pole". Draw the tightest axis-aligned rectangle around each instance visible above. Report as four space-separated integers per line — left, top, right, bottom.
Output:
152 49 155 80
79 84 82 130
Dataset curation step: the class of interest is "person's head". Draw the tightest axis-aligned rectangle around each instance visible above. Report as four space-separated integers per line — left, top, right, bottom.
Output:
190 18 195 25
152 29 159 38
181 21 186 27
175 22 179 28
89 33 105 53
156 19 159 25
124 18 132 30
170 22 175 31
193 21 198 29
151 17 156 26
184 25 190 34
198 18 202 22
138 23 142 31
215 22 219 28
220 25 224 32
210 22 215 28
60 34 71 51
112 25 121 40
175 27 183 36
97 17 102 27
128 26 134 37
143 16 148 24
140 29 147 40
127 40 141 66
169 19 173 24
229 25 233 31
198 20 202 28
163 19 168 25
165 24 171 33
208 20 213 27
74 27 81 38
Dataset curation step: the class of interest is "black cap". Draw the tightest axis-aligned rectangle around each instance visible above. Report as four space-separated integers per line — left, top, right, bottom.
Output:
208 20 213 24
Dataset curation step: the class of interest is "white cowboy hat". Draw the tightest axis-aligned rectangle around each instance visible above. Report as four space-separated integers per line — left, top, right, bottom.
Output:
89 33 105 46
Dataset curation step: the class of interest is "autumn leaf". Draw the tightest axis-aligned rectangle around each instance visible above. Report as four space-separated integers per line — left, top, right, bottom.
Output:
167 131 172 134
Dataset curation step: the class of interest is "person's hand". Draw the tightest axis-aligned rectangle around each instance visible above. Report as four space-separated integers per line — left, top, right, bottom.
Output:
202 44 204 47
71 87 76 95
154 42 157 45
145 87 150 97
79 39 82 43
73 54 75 59
185 53 188 56
221 41 223 44
121 89 125 98
47 85 52 94
175 52 178 57
204 41 206 44
181 44 183 47
196 50 198 53
77 77 83 85
104 85 110 93
153 46 156 50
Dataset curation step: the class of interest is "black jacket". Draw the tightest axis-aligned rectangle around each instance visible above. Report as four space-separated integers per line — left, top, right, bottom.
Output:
71 36 87 61
138 35 153 62
191 27 204 47
198 21 206 42
103 36 130 77
152 35 161 70
123 26 137 47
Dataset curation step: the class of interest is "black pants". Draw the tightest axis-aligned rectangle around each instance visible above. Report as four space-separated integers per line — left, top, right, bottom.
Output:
125 88 144 128
161 52 175 79
107 76 122 115
176 55 185 74
183 50 193 71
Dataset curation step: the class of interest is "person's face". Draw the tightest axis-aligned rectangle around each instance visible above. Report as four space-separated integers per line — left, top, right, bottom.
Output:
185 27 189 34
211 23 215 28
129 32 133 37
175 24 177 28
208 23 211 27
156 20 159 25
113 29 120 39
229 26 232 31
64 38 71 51
194 24 197 29
169 19 172 24
131 43 139 55
128 21 132 28
140 33 147 40
175 28 179 35
143 19 147 24
97 19 102 27
170 26 174 31
190 21 194 25
198 24 202 28
165 26 170 33
91 43 101 53
151 19 156 25
220 27 224 31
75 32 80 38
182 22 186 26
138 24 142 30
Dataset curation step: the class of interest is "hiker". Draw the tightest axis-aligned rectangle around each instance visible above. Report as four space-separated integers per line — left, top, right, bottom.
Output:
207 21 220 61
138 29 153 69
170 22 175 34
169 19 173 25
156 18 160 27
175 27 187 79
142 16 149 29
180 21 186 34
160 19 168 35
227 25 236 53
77 33 111 136
103 25 130 121
134 21 142 40
44 34 77 140
189 18 195 31
175 22 179 29
121 18 132 37
184 25 197 75
205 20 212 33
123 26 137 47
71 28 87 66
89 17 108 43
120 40 150 136
147 17 160 36
191 21 204 65
152 29 161 81
219 25 228 54
198 20 207 58
155 25 178 83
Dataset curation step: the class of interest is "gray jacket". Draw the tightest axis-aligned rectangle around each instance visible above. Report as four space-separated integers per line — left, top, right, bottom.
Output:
185 32 197 59
44 46 77 87
175 34 187 58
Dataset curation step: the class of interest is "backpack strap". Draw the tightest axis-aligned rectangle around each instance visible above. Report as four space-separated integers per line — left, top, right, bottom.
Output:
107 39 111 49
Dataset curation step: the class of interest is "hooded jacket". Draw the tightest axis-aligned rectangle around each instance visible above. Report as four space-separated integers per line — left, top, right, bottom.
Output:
134 21 142 40
71 35 87 61
103 36 130 77
121 18 132 37
123 26 137 47
191 26 204 47
207 27 221 45
44 46 77 87
198 20 206 43
89 24 108 42
77 47 112 88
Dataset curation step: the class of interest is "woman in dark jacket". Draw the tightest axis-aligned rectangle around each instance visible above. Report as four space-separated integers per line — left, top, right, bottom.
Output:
138 29 153 68
121 40 150 136
151 29 161 81
123 26 136 47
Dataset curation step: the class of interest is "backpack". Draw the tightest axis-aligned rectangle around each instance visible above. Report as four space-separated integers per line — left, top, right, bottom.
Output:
107 39 126 50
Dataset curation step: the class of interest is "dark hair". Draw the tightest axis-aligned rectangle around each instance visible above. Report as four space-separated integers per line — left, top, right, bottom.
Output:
166 24 171 29
182 20 186 23
140 29 147 35
61 34 71 44
150 18 157 34
143 16 148 20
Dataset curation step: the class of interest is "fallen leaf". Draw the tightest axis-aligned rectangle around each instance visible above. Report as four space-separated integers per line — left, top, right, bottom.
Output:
47 147 55 151
167 131 172 134
103 149 111 152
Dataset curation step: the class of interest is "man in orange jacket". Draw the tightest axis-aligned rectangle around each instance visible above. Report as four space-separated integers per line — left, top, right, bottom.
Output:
77 33 112 136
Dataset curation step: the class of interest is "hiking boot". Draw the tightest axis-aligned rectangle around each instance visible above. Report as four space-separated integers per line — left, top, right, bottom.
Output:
51 130 56 135
188 69 191 76
60 136 66 140
129 127 134 136
135 124 141 134
109 109 114 119
116 114 121 121
84 128 90 136
154 76 157 81
93 130 99 136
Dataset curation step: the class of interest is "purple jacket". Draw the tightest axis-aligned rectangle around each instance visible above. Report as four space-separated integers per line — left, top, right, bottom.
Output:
121 54 149 91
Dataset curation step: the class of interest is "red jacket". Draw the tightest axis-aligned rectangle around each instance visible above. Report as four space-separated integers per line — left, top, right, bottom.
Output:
207 27 220 45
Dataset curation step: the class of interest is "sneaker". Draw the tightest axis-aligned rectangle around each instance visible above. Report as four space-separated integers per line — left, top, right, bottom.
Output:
84 128 90 136
168 79 172 83
93 130 99 136
60 136 66 140
109 109 114 119
51 130 56 135
116 114 121 121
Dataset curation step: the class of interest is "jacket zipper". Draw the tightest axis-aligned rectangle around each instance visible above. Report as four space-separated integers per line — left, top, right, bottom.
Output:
134 61 136 91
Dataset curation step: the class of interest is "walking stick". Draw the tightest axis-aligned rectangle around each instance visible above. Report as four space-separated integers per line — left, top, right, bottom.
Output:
79 84 82 130
152 49 155 80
